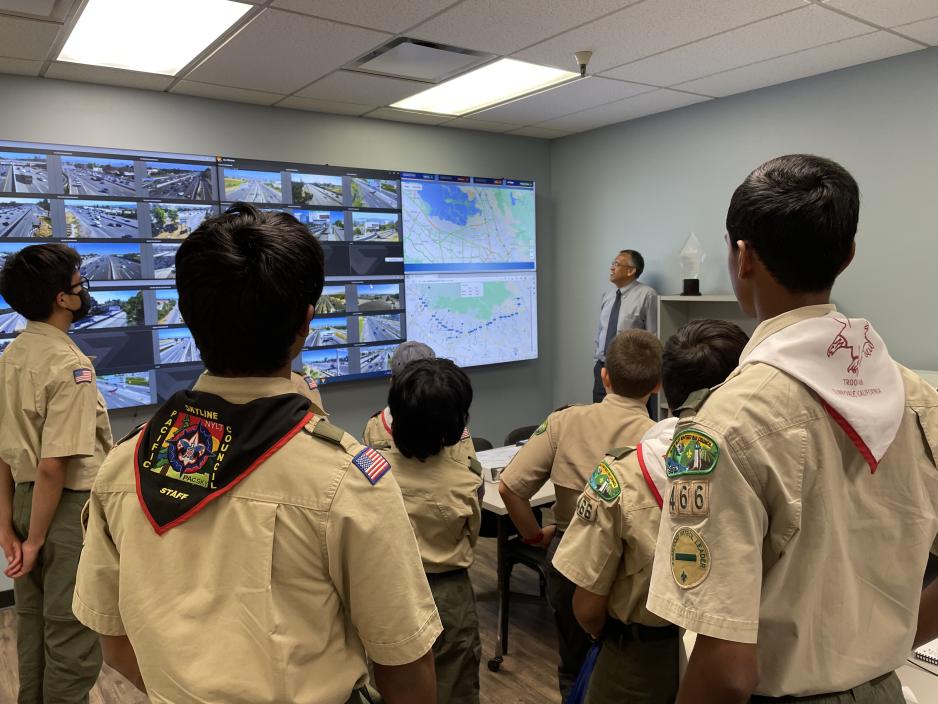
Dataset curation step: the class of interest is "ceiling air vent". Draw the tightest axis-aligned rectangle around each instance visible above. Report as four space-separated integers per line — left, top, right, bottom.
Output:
346 38 494 84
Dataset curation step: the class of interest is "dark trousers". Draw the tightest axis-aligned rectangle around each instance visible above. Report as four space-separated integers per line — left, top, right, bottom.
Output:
749 671 903 703
593 360 656 418
427 569 481 704
546 533 592 702
585 623 678 704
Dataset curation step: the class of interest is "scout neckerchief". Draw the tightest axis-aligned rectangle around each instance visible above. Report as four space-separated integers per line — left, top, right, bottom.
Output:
635 417 678 509
380 407 393 436
134 390 313 534
741 311 903 472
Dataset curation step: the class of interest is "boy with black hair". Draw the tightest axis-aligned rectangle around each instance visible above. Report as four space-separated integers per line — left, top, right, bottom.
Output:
499 328 661 699
0 242 112 702
552 319 749 703
384 357 483 704
647 155 938 703
73 204 441 704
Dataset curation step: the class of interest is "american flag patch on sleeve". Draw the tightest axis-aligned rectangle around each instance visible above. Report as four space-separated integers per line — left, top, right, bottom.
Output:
461 427 470 441
303 374 318 390
352 448 391 485
73 368 93 384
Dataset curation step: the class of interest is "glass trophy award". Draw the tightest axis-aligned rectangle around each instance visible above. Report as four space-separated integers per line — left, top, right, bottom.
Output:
680 232 703 295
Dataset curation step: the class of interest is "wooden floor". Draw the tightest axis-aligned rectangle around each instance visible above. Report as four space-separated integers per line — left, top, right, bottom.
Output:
0 536 561 704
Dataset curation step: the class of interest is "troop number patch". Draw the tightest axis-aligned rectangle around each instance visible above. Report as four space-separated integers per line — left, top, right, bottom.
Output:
668 480 710 518
670 527 711 589
665 430 719 477
575 494 597 523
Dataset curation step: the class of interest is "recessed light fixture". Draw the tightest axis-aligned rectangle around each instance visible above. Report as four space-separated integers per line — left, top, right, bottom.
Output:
391 58 580 116
57 0 251 75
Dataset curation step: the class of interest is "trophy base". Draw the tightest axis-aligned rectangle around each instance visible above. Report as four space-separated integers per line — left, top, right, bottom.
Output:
681 279 701 296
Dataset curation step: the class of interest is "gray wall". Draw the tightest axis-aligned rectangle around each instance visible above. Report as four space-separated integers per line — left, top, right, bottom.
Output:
0 74 554 446
550 47 938 407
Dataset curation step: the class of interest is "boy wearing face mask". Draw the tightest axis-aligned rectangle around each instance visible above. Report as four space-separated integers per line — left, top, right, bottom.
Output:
0 242 113 703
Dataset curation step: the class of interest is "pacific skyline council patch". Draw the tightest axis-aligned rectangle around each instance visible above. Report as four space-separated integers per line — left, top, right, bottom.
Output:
588 461 620 502
666 430 719 477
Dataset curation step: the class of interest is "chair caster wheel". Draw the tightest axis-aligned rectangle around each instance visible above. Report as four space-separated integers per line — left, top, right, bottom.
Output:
487 657 502 672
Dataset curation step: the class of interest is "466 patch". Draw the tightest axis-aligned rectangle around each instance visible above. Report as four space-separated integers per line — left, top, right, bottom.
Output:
576 494 597 523
668 480 710 518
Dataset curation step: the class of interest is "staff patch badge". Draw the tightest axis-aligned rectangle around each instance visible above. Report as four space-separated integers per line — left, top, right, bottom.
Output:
575 494 597 523
588 461 620 502
666 430 719 477
670 527 710 589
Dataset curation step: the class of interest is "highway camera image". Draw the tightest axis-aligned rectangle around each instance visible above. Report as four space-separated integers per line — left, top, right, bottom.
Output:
352 212 399 242
65 201 139 238
0 198 52 238
62 156 135 197
158 327 201 364
292 173 342 206
152 243 180 279
156 289 183 324
0 151 49 194
0 295 26 334
150 204 214 239
359 344 395 373
0 337 13 354
97 371 152 409
143 162 214 200
359 313 402 343
291 209 344 241
305 317 348 347
75 242 141 281
300 348 349 379
357 283 400 311
71 289 143 330
351 178 398 209
315 285 346 314
223 168 282 203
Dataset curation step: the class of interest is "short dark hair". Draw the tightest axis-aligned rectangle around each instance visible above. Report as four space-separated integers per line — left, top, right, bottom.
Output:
389 358 472 462
621 249 644 277
661 319 749 410
176 203 324 375
726 154 859 292
0 243 79 320
604 329 662 398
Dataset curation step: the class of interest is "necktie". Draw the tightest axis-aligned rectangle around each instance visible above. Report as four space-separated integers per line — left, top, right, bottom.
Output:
603 290 621 360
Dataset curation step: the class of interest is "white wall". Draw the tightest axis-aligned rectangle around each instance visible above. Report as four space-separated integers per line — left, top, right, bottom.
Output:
550 47 938 407
0 74 555 448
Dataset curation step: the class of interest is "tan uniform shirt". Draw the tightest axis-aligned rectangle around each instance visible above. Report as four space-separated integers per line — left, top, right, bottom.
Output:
290 370 327 416
73 373 442 704
500 395 655 529
385 443 483 573
553 423 676 627
363 407 476 463
0 321 112 489
647 306 938 697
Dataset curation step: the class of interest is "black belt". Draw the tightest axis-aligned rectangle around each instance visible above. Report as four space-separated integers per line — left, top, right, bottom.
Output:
425 567 469 582
750 671 895 702
603 617 678 644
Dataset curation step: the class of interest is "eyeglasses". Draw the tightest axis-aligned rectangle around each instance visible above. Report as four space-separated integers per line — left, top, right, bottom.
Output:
67 277 90 293
610 261 634 269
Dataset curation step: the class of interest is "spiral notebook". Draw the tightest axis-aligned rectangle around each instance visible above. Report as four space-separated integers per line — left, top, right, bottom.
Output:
913 637 938 666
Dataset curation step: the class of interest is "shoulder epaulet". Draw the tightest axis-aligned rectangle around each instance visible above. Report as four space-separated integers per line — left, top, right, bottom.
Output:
607 446 636 460
468 456 483 477
673 388 712 418
117 422 146 446
303 417 345 445
369 409 382 419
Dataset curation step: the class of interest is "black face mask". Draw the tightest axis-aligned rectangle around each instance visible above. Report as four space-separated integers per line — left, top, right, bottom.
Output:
67 289 92 322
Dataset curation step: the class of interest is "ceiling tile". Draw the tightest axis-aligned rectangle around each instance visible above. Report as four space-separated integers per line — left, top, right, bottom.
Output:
45 62 174 90
508 126 574 139
271 0 457 33
896 16 938 44
410 0 637 56
444 117 516 132
473 76 651 125
277 95 373 115
603 4 873 86
365 107 449 125
296 70 427 105
536 89 711 133
171 80 283 106
186 9 390 94
515 0 803 73
822 0 938 28
0 15 61 60
0 56 42 76
676 31 922 97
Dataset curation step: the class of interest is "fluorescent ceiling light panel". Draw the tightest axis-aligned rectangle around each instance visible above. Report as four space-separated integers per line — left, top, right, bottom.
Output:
391 58 579 116
58 0 251 75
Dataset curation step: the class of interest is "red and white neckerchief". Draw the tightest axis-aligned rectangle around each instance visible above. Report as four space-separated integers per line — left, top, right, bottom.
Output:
742 311 903 473
635 417 678 509
380 407 393 435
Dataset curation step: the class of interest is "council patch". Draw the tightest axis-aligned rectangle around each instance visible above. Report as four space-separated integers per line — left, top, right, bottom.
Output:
587 461 620 502
666 430 719 477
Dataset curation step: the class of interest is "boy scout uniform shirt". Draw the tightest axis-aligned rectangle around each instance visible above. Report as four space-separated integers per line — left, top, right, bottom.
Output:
553 421 677 627
73 373 442 704
363 407 476 463
500 395 655 530
646 305 938 697
0 321 112 489
384 443 483 573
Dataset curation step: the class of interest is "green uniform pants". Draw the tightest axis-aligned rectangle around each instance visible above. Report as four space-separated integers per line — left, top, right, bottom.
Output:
546 531 592 701
12 484 102 704
584 628 678 704
427 568 481 704
750 671 903 703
